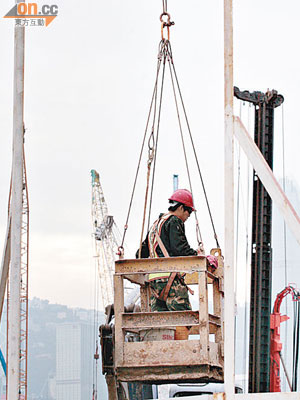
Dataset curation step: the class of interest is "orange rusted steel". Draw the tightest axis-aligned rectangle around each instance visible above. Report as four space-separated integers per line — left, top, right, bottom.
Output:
113 252 224 384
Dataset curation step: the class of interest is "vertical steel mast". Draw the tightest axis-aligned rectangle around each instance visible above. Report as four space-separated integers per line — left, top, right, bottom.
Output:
7 14 26 399
224 0 235 397
234 87 284 392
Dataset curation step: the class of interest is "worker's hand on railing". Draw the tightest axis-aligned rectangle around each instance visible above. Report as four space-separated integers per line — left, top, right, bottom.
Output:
206 255 218 270
117 246 124 259
197 247 205 256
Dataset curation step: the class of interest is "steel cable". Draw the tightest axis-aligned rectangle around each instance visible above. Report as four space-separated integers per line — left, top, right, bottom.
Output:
162 0 167 13
242 102 252 392
168 42 220 248
292 296 300 390
147 42 167 231
120 54 163 249
167 50 204 250
138 44 162 256
122 25 220 252
281 105 289 379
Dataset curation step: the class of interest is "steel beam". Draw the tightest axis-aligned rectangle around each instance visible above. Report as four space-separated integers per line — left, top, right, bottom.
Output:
115 255 206 274
122 310 200 329
234 117 300 247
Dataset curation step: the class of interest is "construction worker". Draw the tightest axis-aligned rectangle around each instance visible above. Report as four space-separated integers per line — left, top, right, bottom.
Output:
137 189 218 313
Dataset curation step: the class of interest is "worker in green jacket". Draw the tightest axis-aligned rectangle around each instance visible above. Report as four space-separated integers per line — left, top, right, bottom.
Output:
138 189 198 312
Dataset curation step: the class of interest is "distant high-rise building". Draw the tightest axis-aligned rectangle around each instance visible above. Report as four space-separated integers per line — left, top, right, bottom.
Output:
56 322 94 400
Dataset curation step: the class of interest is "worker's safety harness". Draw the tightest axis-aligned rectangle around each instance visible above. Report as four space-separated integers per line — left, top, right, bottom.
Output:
148 213 194 302
148 213 172 259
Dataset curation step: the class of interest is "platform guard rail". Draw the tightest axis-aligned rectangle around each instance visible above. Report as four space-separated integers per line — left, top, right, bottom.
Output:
113 249 224 384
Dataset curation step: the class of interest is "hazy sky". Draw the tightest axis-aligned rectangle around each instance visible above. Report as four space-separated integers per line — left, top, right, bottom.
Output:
0 0 300 309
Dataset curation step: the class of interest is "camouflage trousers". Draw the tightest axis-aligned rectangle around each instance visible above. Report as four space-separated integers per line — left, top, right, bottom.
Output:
150 277 192 312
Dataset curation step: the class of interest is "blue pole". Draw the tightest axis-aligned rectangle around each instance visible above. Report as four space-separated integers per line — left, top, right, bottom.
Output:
0 348 6 376
173 174 178 192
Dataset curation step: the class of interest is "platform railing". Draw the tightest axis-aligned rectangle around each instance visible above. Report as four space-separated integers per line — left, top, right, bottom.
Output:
113 249 224 384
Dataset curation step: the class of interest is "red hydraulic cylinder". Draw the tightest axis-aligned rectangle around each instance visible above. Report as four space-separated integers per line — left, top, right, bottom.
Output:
270 311 289 391
270 286 300 391
270 286 295 392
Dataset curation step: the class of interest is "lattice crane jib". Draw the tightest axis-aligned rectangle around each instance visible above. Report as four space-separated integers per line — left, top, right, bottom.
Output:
19 155 29 400
6 147 29 400
91 170 119 310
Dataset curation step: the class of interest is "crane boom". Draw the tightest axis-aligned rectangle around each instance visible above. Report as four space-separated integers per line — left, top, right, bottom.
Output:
91 170 119 310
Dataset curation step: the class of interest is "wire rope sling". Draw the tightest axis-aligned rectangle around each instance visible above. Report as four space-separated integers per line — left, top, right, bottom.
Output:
110 5 225 386
118 2 221 261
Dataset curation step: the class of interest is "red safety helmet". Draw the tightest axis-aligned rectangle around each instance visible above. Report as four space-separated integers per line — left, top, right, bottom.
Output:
168 189 195 211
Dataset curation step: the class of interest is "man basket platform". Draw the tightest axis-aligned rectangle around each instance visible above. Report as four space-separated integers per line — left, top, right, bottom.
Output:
113 249 224 384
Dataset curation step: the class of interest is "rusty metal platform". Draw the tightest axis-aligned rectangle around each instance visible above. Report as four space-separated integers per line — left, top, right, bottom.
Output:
113 249 224 384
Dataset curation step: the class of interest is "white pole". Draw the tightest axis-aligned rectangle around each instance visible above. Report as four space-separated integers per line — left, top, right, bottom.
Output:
224 0 235 398
8 22 25 399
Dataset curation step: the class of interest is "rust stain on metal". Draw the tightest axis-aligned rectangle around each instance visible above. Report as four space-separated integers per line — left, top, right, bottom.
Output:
114 250 224 384
213 392 225 399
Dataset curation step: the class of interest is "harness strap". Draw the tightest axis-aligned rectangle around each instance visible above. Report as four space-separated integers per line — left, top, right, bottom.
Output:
159 272 177 302
150 286 160 299
176 273 194 296
154 230 169 257
150 216 194 300
148 213 172 258
151 273 194 300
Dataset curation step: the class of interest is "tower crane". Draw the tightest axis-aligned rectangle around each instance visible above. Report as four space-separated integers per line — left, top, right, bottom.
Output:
90 169 120 311
0 19 28 398
0 136 29 399
91 169 128 400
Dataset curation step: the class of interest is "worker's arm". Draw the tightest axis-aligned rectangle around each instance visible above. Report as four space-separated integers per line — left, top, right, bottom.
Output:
167 217 197 256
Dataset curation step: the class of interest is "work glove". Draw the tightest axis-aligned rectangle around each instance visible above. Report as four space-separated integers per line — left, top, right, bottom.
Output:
206 255 218 270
